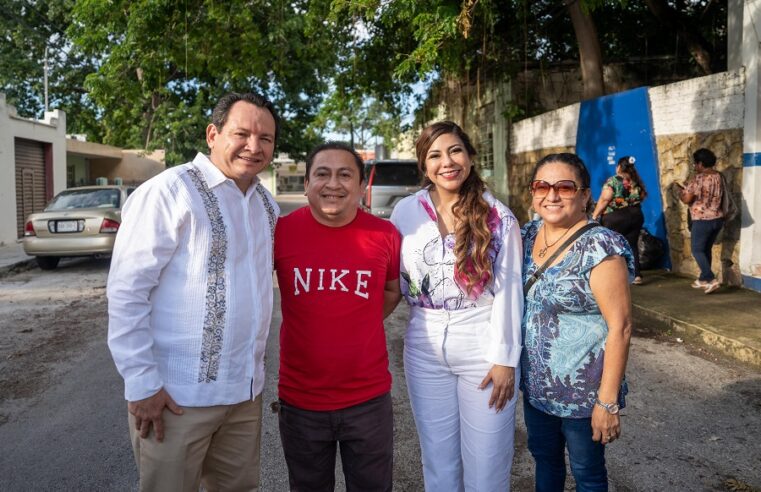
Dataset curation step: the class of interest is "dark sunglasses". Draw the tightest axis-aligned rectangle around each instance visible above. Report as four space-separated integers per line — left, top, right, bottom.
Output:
529 180 584 198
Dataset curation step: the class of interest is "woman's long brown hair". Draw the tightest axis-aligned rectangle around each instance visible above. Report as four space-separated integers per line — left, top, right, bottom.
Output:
415 121 493 294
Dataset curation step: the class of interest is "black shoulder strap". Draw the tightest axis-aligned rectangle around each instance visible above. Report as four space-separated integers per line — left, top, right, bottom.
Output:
524 223 600 297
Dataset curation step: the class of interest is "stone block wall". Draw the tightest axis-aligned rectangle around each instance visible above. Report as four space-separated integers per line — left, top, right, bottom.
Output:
655 130 744 284
650 69 745 284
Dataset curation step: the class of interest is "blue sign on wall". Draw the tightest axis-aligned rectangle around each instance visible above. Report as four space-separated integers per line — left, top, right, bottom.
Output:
575 87 671 269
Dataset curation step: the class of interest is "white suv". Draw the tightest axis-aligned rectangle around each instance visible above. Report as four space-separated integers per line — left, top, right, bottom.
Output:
362 159 421 218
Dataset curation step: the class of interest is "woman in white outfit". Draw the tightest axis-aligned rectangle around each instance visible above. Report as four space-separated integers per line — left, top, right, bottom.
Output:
390 121 523 492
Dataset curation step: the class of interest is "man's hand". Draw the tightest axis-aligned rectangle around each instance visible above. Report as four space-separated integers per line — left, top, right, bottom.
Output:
479 365 515 412
128 388 183 442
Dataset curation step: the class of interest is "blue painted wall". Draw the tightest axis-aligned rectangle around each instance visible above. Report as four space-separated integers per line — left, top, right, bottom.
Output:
575 87 671 268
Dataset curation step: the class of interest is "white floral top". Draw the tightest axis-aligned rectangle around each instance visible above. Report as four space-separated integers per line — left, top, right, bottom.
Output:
390 188 524 366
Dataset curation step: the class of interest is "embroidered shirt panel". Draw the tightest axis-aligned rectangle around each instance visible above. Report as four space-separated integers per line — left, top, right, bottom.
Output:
187 167 228 383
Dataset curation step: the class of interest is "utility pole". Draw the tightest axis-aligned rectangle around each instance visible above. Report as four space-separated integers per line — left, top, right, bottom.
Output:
43 46 49 113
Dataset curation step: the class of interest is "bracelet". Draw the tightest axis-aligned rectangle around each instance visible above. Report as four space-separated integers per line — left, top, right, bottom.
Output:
594 398 620 415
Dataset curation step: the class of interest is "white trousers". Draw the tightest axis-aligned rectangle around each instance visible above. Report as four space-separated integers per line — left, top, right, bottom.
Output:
404 306 519 492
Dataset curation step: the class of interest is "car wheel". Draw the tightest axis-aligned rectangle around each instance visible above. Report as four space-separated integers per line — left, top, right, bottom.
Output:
36 256 60 270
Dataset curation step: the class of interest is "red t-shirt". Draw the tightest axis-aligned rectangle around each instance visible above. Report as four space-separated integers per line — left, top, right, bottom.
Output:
274 207 401 411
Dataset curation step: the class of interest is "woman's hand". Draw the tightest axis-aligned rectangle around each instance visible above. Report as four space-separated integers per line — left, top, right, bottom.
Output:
479 364 515 412
591 405 621 445
589 256 631 446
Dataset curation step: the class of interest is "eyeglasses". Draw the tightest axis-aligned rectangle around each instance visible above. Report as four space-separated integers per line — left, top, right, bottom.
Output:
529 180 584 198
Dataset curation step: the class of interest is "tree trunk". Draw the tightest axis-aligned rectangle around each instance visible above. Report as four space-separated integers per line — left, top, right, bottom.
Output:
645 0 713 74
567 0 605 100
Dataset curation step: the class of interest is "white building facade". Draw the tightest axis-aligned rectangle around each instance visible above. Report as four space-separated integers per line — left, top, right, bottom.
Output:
0 93 67 246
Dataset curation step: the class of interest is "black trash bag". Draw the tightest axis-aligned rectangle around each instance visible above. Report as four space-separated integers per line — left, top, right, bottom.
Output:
638 229 664 270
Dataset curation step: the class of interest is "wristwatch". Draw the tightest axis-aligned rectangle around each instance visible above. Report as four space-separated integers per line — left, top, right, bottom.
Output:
594 398 620 414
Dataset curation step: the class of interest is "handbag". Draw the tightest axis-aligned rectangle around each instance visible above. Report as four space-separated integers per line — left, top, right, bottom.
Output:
719 172 738 221
524 223 600 297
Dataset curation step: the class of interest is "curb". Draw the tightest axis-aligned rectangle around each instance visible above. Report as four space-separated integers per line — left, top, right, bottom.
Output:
632 302 761 367
0 258 36 279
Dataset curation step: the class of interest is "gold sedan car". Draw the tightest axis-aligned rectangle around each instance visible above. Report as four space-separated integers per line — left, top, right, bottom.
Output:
22 185 135 270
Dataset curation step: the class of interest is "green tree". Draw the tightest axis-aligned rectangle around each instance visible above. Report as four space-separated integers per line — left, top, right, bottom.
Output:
328 0 728 120
313 91 401 149
0 0 101 137
68 0 344 164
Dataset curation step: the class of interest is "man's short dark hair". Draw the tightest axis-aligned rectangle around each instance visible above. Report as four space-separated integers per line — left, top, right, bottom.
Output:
693 148 717 168
305 142 365 183
211 92 280 144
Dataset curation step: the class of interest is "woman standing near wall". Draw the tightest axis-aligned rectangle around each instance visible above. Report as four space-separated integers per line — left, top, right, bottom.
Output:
591 156 647 285
677 148 725 294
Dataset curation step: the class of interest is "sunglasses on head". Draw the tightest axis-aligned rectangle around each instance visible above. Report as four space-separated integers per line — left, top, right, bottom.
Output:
529 180 584 198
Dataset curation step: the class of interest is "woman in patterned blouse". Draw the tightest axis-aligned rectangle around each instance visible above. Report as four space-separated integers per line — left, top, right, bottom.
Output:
522 153 634 491
591 156 647 284
677 147 725 294
390 121 523 491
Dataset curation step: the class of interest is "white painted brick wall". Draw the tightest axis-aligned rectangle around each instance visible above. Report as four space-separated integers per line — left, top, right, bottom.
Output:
510 69 745 153
649 69 745 135
510 103 579 153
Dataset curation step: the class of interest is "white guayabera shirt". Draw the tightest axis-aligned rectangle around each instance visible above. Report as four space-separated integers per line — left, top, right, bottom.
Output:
107 153 278 406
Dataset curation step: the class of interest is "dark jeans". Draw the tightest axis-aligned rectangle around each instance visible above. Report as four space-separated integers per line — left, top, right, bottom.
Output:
601 205 644 277
278 393 393 492
523 398 607 492
690 218 724 281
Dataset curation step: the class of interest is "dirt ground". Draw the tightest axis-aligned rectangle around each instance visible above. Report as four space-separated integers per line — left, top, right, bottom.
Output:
2 257 760 491
0 258 110 426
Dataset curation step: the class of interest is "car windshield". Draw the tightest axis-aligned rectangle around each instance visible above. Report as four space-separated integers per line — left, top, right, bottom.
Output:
371 163 420 186
46 189 121 210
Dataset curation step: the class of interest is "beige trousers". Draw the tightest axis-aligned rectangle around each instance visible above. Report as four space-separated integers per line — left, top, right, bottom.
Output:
128 395 263 492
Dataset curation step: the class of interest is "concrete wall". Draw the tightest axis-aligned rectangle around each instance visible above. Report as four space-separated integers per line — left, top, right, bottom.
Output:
739 0 761 291
509 104 580 222
505 70 746 282
67 154 89 187
650 70 745 284
397 79 514 203
90 150 165 185
649 70 745 135
67 139 165 186
0 93 67 246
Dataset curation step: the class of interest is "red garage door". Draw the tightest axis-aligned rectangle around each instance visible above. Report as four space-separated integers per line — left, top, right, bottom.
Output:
15 138 48 238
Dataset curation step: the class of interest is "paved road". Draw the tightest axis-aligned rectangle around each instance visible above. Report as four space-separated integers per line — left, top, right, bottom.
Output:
1 258 760 490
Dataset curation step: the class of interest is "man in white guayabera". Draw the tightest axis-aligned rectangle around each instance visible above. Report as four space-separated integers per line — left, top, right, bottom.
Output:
107 92 279 491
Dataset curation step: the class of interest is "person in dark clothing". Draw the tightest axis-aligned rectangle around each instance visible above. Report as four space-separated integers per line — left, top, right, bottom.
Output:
592 156 647 285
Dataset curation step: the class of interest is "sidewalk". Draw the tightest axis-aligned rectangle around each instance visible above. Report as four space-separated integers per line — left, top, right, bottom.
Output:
0 241 34 277
632 270 761 367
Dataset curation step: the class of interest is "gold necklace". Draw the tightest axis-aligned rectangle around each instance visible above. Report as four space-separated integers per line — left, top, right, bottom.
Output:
538 223 574 258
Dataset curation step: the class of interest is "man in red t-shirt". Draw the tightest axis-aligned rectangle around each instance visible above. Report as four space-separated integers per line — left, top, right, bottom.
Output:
274 142 402 491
